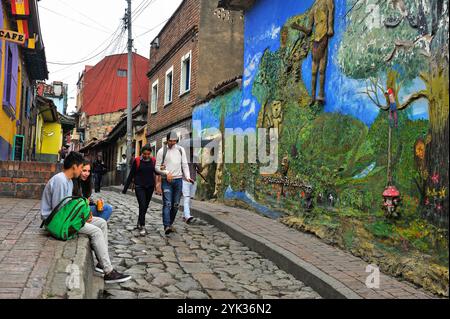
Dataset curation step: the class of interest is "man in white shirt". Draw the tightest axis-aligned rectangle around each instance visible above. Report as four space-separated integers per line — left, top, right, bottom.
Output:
155 131 194 235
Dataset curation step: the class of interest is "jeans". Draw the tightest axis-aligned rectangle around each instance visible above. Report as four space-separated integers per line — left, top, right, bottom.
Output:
135 186 154 226
93 173 102 192
90 204 113 221
162 178 183 228
389 110 398 128
78 217 113 273
182 180 197 219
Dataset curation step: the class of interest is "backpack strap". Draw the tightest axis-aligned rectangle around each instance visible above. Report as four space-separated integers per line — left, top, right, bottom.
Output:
162 145 168 165
135 156 141 170
40 196 83 228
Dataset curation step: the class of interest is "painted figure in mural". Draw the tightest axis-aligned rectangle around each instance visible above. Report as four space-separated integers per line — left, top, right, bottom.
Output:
385 87 398 128
304 185 314 211
267 100 284 131
328 193 334 207
291 0 334 104
257 100 285 133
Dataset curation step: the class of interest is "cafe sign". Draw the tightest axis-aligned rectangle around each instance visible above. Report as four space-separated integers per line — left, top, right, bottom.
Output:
0 29 26 45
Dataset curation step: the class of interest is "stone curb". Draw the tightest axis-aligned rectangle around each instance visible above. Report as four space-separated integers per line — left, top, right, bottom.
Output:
45 235 104 299
105 186 360 299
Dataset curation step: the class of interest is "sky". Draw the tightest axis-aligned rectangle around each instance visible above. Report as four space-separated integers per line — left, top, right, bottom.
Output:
38 0 183 114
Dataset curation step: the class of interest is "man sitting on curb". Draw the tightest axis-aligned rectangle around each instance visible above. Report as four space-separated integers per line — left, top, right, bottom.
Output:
40 151 131 284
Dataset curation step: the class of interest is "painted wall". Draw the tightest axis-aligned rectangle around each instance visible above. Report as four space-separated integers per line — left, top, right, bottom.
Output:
35 119 62 162
192 0 449 294
0 2 23 161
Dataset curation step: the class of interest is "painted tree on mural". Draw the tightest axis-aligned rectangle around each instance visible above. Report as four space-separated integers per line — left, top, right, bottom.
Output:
338 0 449 228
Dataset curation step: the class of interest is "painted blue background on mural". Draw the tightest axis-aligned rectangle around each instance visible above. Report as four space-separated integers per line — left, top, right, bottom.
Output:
241 0 428 128
193 0 429 130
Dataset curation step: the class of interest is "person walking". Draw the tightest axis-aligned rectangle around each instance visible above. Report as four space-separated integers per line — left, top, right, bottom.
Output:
122 145 156 236
92 155 107 193
155 132 193 235
117 154 127 186
182 151 202 224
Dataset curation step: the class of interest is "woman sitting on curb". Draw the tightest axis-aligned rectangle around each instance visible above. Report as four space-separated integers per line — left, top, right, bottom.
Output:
73 159 113 221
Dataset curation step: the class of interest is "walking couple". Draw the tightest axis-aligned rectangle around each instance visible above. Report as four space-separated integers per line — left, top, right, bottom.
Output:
122 131 200 236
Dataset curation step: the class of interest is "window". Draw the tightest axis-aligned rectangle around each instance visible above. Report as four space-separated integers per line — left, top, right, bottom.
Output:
3 44 18 115
117 69 127 77
164 66 173 105
180 51 191 95
5 48 13 103
151 80 159 114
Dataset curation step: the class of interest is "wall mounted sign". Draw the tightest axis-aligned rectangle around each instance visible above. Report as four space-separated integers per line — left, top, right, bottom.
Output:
0 29 26 44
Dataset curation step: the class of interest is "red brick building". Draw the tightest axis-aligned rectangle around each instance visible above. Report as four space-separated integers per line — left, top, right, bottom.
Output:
146 0 244 152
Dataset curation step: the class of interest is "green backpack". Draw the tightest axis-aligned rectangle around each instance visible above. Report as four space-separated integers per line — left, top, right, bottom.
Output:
40 196 91 241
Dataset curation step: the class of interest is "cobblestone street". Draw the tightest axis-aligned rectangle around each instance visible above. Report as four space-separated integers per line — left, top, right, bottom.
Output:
97 191 321 299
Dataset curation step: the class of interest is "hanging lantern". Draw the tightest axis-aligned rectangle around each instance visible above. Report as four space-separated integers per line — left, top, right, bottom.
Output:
382 185 401 217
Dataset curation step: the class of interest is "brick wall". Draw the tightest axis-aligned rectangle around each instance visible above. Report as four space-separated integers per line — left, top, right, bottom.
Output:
0 161 63 199
146 0 244 142
149 0 201 67
147 0 200 139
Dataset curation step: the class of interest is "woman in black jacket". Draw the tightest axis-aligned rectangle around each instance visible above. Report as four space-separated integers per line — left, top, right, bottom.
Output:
122 144 156 236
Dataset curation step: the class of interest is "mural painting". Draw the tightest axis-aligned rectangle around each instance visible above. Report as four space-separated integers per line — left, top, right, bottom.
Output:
192 0 449 296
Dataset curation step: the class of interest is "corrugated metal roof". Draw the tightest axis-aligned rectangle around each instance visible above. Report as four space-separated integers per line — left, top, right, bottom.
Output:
81 53 149 116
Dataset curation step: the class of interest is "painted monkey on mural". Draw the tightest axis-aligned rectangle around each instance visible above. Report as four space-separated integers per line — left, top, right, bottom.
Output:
291 0 335 104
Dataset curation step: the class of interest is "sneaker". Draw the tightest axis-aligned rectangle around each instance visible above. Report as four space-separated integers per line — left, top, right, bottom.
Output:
139 227 147 236
185 216 195 224
164 227 173 235
104 269 132 284
95 263 104 274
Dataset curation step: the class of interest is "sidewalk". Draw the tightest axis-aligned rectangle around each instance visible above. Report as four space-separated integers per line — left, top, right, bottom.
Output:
107 185 436 299
0 198 102 299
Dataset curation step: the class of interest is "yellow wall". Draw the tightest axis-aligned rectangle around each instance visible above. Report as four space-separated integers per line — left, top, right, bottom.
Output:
38 122 62 155
0 5 23 158
135 128 147 157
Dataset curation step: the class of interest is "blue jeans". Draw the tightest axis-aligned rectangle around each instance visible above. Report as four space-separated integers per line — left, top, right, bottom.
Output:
162 178 183 227
90 204 113 221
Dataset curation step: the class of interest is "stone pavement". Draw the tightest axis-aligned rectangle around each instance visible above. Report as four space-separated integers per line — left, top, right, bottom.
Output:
0 197 102 299
105 186 436 299
98 191 321 299
175 198 437 299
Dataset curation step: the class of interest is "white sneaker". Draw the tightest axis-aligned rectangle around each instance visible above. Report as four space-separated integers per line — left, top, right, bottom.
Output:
139 227 147 236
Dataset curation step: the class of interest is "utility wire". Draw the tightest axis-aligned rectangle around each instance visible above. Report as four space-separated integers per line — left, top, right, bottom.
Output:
39 5 112 35
58 0 113 33
48 22 125 65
